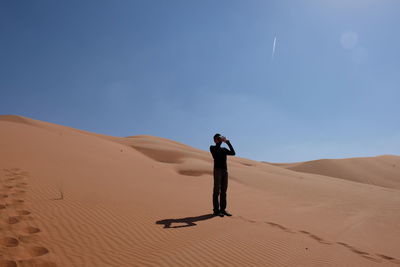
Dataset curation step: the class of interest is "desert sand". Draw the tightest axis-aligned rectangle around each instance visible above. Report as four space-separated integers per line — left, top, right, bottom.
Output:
1 115 399 266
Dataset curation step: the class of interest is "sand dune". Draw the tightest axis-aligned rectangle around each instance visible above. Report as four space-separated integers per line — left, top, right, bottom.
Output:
1 115 399 266
268 156 400 190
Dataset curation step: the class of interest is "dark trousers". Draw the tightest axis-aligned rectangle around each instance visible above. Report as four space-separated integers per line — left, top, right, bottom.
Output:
213 168 228 212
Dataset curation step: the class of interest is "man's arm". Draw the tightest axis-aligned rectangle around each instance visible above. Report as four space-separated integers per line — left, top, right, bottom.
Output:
224 140 236 156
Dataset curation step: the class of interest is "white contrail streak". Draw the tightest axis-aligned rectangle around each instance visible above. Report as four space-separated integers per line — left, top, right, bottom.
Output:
272 36 277 61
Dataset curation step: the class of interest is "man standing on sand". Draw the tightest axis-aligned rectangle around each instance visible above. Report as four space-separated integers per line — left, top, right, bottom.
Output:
210 133 236 217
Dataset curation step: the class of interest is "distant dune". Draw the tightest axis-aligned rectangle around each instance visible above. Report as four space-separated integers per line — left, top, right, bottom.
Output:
268 155 400 190
1 115 399 266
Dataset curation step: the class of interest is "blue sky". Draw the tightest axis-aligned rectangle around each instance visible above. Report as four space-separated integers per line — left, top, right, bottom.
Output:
1 0 399 162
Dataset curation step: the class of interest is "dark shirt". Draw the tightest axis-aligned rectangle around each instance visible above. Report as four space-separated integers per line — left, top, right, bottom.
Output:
210 141 236 170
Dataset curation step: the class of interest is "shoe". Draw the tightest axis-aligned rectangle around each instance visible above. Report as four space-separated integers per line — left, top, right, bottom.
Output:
213 211 224 217
220 210 232 216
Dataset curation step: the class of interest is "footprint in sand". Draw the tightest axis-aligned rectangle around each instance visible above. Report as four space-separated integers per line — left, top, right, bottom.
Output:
335 242 383 262
0 260 17 267
23 226 41 234
337 242 370 255
7 216 20 224
299 230 332 245
29 246 49 257
1 168 56 267
17 234 39 244
376 254 400 264
6 200 25 208
17 210 31 216
266 222 295 233
377 254 395 260
2 237 19 247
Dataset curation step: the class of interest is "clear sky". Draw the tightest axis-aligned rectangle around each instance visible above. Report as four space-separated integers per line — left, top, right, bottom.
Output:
1 0 399 162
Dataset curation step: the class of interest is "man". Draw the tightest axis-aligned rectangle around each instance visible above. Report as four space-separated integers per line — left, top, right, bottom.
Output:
210 133 236 217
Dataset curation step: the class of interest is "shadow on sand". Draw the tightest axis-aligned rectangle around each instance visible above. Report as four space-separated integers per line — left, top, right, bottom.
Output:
156 214 215 228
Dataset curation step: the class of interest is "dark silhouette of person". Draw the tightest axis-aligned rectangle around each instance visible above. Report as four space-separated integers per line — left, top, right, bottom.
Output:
210 133 236 217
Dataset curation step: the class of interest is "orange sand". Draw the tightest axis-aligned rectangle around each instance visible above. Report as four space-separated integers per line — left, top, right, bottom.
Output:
1 115 399 266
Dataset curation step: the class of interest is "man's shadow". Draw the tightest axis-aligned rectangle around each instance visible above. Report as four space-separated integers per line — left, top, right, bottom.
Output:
156 214 215 228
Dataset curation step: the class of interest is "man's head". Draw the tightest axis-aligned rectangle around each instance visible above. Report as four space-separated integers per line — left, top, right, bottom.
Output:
213 133 222 144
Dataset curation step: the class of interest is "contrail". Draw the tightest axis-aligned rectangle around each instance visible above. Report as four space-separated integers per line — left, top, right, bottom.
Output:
272 36 277 61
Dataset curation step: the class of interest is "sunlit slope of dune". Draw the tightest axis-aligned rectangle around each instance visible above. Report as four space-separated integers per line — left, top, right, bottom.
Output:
1 115 400 266
269 156 400 190
114 128 400 263
0 114 117 141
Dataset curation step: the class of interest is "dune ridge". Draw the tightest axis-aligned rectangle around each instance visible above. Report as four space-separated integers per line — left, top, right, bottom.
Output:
1 115 400 266
268 155 400 190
